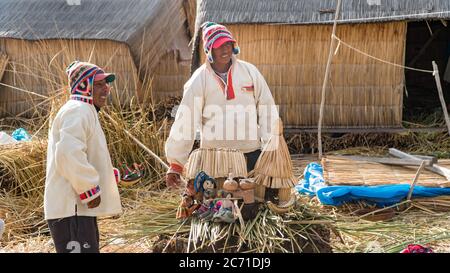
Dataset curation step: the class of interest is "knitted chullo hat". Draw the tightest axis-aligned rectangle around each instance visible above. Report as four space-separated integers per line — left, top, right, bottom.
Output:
65 61 115 105
201 22 240 63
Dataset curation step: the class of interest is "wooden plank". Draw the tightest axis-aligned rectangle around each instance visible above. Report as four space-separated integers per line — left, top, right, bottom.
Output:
389 148 450 181
334 155 433 167
414 155 438 165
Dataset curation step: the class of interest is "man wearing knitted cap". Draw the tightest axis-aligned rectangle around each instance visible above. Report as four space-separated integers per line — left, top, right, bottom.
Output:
44 61 122 253
165 22 279 218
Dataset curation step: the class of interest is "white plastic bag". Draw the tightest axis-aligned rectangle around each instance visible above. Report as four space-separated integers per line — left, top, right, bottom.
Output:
0 132 17 145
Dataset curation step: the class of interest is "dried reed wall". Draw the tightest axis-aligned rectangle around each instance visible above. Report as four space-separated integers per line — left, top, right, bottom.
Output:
151 50 191 101
0 39 139 116
201 22 406 128
0 52 8 81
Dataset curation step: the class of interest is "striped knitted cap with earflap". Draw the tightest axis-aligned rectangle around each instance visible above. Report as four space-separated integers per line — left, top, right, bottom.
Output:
65 61 101 105
201 21 240 63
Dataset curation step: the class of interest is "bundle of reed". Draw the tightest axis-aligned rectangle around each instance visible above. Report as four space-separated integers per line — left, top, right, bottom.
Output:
100 108 169 190
331 206 450 253
99 189 190 252
0 191 47 242
0 140 47 199
184 202 332 253
0 140 47 242
184 148 247 179
249 119 296 189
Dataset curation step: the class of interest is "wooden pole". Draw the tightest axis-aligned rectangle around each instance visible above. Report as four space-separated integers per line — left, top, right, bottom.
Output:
432 61 450 136
406 160 427 201
318 0 342 159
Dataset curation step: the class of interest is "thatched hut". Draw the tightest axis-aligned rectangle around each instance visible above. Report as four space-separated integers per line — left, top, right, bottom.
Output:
193 0 450 129
0 0 196 117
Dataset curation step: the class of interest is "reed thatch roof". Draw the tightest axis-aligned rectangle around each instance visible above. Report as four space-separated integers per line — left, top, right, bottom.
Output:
0 0 157 41
0 0 189 73
196 0 450 28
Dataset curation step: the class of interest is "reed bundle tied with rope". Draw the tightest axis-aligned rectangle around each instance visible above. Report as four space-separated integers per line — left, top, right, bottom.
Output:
184 148 247 179
249 119 296 189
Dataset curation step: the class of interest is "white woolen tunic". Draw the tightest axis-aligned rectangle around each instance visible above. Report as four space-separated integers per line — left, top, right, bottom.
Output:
44 100 122 220
165 56 279 170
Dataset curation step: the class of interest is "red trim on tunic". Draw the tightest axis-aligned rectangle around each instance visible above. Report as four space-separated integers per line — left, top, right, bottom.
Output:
226 70 235 100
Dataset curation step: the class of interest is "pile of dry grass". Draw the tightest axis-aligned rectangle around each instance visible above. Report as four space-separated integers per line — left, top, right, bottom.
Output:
287 131 450 158
102 190 332 253
0 140 47 243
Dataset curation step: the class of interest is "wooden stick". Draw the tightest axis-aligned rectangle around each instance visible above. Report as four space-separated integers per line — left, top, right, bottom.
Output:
432 61 450 136
318 0 342 159
102 112 169 170
407 160 427 201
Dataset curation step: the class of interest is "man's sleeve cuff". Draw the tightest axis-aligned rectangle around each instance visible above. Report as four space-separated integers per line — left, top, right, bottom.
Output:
79 185 101 204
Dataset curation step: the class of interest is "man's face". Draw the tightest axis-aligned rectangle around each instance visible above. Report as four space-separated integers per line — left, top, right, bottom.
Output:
92 79 110 108
211 41 233 65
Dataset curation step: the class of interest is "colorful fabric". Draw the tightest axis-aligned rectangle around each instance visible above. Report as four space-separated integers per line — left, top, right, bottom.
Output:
168 163 183 175
400 244 433 253
201 22 240 63
79 185 101 202
225 68 235 100
65 61 115 105
113 168 120 184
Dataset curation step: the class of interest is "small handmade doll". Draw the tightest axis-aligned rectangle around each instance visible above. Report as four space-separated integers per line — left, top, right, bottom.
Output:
176 194 200 219
192 171 218 220
213 190 236 223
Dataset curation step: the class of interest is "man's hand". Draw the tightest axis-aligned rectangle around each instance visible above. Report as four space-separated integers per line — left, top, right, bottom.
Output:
166 173 182 188
87 195 101 209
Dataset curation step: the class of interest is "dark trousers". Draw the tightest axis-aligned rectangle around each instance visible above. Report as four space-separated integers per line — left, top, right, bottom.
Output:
242 150 262 219
47 215 99 253
244 149 261 172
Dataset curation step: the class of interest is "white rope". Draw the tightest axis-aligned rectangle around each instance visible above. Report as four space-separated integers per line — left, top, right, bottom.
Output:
332 34 434 74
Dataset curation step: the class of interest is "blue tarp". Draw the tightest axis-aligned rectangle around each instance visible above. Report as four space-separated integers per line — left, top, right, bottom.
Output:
295 162 450 206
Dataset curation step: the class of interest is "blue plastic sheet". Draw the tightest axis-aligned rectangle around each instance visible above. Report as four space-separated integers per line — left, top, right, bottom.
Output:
11 128 31 141
296 162 450 206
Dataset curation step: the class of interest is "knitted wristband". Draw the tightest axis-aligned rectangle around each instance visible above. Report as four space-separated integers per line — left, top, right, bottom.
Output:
167 163 183 175
79 185 101 203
